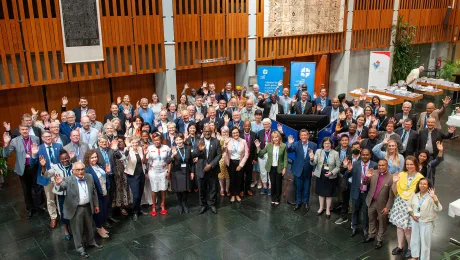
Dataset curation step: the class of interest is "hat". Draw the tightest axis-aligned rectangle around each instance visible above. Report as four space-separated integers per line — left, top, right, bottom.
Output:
235 85 242 91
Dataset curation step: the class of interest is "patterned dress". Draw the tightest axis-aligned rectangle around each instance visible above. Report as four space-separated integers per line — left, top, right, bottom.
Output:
218 139 229 179
113 152 132 207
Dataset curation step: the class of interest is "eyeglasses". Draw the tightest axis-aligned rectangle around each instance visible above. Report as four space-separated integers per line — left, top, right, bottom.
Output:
73 168 85 172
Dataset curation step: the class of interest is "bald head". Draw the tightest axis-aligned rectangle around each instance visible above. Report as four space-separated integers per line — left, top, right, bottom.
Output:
332 98 340 109
426 102 435 114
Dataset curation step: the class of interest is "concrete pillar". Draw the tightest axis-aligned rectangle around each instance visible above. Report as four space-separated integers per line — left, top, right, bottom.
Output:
156 0 177 104
388 0 400 83
235 0 257 88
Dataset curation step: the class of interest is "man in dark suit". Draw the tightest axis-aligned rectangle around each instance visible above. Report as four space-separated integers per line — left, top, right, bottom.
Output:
240 120 257 197
287 129 317 211
360 128 379 163
200 107 223 134
313 87 331 110
290 91 313 115
257 93 284 120
193 126 222 214
345 148 377 238
49 122 70 146
417 117 455 159
362 159 395 249
395 119 418 157
394 101 417 129
194 95 208 116
54 162 102 258
294 84 312 102
61 96 90 122
59 111 82 139
216 99 232 120
321 98 344 123
7 114 43 141
176 110 193 134
104 103 127 133
95 136 118 224
375 107 389 132
218 82 234 103
63 130 90 163
37 130 63 228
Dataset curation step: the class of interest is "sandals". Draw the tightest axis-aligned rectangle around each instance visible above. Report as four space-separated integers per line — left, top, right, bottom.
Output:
150 210 157 216
160 203 168 215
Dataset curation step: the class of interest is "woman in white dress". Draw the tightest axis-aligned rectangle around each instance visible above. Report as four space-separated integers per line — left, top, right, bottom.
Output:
148 93 163 118
146 133 171 216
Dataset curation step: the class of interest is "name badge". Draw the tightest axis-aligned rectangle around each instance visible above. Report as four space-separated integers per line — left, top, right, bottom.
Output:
181 163 186 168
191 149 194 153
324 165 329 171
414 212 421 217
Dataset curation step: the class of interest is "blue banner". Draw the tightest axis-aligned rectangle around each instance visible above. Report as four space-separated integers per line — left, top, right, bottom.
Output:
290 62 316 98
257 66 284 96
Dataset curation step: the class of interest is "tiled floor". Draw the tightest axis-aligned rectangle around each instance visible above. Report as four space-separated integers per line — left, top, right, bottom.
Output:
1 101 460 259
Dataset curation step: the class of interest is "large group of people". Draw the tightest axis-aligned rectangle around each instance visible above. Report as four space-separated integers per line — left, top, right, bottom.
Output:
2 81 452 260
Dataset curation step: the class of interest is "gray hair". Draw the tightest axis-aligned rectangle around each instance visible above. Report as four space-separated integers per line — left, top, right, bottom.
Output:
402 101 412 108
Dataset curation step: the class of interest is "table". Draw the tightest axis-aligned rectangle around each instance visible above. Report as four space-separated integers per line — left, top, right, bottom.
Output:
349 90 404 114
418 81 460 106
448 199 460 246
369 89 423 102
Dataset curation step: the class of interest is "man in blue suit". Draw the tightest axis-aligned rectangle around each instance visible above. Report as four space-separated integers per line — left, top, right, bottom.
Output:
287 129 317 212
344 148 377 238
37 130 63 228
313 87 332 111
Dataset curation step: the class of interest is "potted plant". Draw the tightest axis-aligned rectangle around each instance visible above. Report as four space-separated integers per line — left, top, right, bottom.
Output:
439 59 460 81
0 149 9 177
391 16 419 84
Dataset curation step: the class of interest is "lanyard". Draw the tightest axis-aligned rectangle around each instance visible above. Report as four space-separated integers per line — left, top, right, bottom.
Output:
78 180 88 195
22 137 31 154
424 114 429 128
323 151 329 164
303 142 309 158
72 144 80 158
157 147 162 161
357 128 363 136
407 175 415 189
177 147 186 162
190 137 195 147
274 146 279 161
84 131 91 143
218 110 225 119
233 141 239 153
265 131 271 143
95 165 106 178
417 193 429 212
377 117 386 129
100 149 109 164
58 164 72 177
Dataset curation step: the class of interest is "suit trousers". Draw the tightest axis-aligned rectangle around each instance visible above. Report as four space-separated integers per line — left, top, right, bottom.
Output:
229 160 243 196
258 154 270 184
341 183 351 218
44 182 58 219
295 167 311 205
368 201 389 241
198 173 218 207
351 191 369 231
70 204 96 252
410 219 433 260
57 195 69 225
107 174 115 217
127 173 145 214
93 195 108 228
269 166 283 203
241 160 253 194
19 165 43 212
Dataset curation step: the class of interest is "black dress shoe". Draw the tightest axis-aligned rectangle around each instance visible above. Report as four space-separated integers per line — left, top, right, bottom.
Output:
108 217 120 223
132 214 138 221
27 211 34 219
351 229 358 237
391 246 403 255
294 204 301 211
199 206 208 215
183 205 190 214
210 206 217 214
362 237 375 243
79 251 89 258
305 204 310 212
375 241 383 249
88 243 103 249
104 222 113 229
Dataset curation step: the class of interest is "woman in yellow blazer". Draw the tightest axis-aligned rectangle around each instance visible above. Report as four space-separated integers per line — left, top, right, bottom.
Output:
389 156 423 258
309 137 340 218
255 131 288 207
224 127 249 203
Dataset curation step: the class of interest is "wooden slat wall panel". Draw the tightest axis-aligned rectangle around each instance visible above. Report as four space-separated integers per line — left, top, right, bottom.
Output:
111 74 156 104
256 0 345 61
132 0 165 74
227 0 248 64
0 86 45 128
451 0 460 41
175 64 235 97
201 0 226 67
351 0 394 50
0 0 28 89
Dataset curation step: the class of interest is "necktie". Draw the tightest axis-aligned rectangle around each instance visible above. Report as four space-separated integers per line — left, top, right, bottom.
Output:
48 146 55 162
363 163 367 175
402 130 407 142
77 177 86 183
360 163 367 191
301 103 305 113
245 133 250 148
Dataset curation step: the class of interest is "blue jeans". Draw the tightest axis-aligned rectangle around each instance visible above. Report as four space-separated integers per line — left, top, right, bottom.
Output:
295 168 311 205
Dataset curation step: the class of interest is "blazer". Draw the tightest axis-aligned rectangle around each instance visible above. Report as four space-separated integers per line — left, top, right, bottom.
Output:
417 128 453 156
395 127 418 157
257 100 285 119
258 143 288 174
364 171 395 210
200 117 224 134
59 134 70 146
291 101 313 115
416 106 446 131
346 160 378 200
195 105 208 117
64 142 90 163
224 138 249 168
56 173 99 219
313 97 332 108
176 119 193 134
37 142 63 186
59 122 82 139
104 113 127 133
377 131 403 154
394 112 417 129
96 147 115 171
216 109 232 120
310 149 341 179
256 129 287 149
61 106 90 123
227 120 244 131
192 137 222 178
167 111 178 122
321 106 344 123
10 126 42 141
124 147 145 175
240 131 258 162
286 141 317 178
86 165 110 198
3 135 40 175
43 163 73 195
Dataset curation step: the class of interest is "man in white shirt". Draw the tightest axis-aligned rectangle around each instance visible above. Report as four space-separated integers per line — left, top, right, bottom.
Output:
406 66 424 87
80 116 98 148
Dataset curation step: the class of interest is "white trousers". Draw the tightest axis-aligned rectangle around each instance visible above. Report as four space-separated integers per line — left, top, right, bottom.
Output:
44 182 57 219
258 154 270 185
410 219 433 260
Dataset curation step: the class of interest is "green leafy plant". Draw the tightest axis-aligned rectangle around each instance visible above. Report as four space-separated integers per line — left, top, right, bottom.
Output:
0 149 9 177
391 16 419 83
439 59 460 81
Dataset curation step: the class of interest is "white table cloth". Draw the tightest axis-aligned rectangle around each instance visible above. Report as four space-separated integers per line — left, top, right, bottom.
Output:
447 115 460 127
448 198 460 218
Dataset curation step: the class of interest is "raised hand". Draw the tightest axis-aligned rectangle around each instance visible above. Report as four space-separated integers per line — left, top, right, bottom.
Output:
392 173 400 183
291 95 297 103
254 139 260 148
39 155 46 167
110 139 118 150
278 80 283 87
184 83 189 89
157 126 163 133
50 110 58 120
263 92 269 100
166 95 172 103
54 174 63 185
436 141 443 152
243 85 247 92
383 136 391 144
3 122 10 131
316 104 322 111
62 96 68 106
3 132 11 145
136 100 140 109
223 115 230 124
428 188 438 201
372 119 379 128
287 135 294 144
69 150 76 159
202 81 207 88
154 119 160 127
366 168 374 178
105 164 111 173
442 96 452 106
313 93 317 99
198 140 205 151
335 121 342 133
31 107 39 116
117 96 122 104
125 121 132 129
31 143 39 156
342 157 349 168
357 135 362 143
277 123 283 133
171 146 177 157
448 125 456 134
309 150 314 160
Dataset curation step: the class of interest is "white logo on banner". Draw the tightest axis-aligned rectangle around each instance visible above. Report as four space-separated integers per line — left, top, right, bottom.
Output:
263 69 268 75
301 67 310 78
